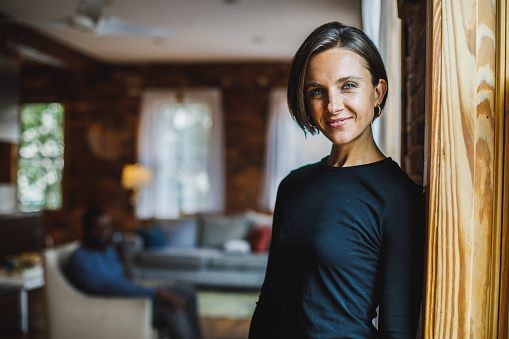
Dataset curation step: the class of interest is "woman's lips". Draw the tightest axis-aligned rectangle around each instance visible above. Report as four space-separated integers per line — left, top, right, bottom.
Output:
327 117 351 128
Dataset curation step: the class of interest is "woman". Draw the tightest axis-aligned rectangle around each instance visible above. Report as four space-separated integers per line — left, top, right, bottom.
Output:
249 22 425 338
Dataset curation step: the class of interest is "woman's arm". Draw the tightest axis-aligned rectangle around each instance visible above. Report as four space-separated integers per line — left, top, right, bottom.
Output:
249 194 283 339
378 183 425 338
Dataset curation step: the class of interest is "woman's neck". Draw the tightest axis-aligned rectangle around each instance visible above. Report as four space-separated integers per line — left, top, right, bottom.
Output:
327 139 385 167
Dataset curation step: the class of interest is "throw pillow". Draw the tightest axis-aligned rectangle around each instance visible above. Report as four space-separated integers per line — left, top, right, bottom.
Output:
249 225 272 253
135 227 166 249
155 217 198 248
245 210 273 226
222 239 251 255
200 214 250 248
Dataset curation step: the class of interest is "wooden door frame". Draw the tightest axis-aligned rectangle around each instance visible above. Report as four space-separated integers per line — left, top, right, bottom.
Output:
423 0 507 337
490 0 508 336
495 0 509 335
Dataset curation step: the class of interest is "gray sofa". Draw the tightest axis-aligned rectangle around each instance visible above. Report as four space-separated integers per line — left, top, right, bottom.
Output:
120 211 272 290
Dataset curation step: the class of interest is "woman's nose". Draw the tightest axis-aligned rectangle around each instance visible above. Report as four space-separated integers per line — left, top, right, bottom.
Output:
327 92 343 114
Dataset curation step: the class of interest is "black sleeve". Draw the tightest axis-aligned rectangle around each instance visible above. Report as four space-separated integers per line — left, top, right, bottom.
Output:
248 190 284 339
248 245 280 338
378 183 425 338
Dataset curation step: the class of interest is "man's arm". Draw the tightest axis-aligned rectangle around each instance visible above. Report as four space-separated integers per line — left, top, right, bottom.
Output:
64 247 156 297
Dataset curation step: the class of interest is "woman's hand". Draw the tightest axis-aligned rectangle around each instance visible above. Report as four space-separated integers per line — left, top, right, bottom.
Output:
155 288 186 312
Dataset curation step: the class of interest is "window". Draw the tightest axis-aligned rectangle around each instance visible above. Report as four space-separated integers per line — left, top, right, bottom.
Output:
259 88 331 211
137 89 224 219
18 103 64 211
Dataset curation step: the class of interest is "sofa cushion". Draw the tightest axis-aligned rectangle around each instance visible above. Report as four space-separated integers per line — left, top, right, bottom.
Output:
245 210 273 226
200 214 251 248
135 228 166 249
136 248 220 269
211 253 269 270
154 217 199 248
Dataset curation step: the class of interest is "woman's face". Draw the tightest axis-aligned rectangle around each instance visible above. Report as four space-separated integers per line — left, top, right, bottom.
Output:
304 47 386 148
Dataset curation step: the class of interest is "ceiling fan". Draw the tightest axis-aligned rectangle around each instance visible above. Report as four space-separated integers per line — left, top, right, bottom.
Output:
42 0 170 37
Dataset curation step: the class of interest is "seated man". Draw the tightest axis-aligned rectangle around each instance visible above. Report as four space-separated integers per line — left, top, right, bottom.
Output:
65 206 203 339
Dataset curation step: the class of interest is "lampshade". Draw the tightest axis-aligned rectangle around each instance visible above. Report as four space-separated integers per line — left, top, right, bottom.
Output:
121 163 152 189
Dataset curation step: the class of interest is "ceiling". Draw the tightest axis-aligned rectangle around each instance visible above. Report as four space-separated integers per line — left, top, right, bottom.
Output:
0 0 361 64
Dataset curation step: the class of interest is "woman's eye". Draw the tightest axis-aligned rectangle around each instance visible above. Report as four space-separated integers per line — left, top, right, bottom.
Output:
307 88 324 97
342 82 357 90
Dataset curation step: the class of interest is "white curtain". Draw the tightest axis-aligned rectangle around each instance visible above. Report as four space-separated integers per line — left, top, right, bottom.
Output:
363 4 403 330
259 88 331 211
136 88 224 219
362 0 402 165
362 0 382 147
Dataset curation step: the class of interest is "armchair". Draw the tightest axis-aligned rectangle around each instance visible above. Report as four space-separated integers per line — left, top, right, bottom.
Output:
43 241 154 339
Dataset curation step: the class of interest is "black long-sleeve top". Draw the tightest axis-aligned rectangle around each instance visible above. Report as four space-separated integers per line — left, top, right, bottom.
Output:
249 157 425 338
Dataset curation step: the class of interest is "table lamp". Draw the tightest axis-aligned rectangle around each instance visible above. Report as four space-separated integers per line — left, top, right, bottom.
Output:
121 163 152 207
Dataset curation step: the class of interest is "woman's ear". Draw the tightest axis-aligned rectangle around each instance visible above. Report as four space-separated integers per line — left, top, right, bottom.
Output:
374 79 388 105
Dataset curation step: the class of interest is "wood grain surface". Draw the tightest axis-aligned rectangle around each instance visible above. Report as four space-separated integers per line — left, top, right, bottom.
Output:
424 0 502 337
491 0 508 337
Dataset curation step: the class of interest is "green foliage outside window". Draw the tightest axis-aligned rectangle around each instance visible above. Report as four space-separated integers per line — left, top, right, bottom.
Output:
18 103 64 211
160 103 212 214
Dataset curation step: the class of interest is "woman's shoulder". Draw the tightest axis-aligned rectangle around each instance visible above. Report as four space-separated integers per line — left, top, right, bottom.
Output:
282 161 320 183
380 161 424 210
357 159 424 206
375 158 421 189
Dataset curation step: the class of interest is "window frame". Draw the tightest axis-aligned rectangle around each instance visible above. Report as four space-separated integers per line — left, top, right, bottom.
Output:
17 100 69 212
137 88 224 219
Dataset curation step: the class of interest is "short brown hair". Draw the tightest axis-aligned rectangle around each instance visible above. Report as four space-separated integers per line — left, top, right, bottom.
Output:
287 21 388 135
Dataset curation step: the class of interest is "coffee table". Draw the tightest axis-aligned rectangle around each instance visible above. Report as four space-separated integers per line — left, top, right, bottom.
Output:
0 265 44 334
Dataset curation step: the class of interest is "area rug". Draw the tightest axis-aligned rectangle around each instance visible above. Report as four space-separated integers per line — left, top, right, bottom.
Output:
197 289 259 319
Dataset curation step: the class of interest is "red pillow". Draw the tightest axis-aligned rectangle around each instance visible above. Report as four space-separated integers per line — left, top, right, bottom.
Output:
249 225 272 253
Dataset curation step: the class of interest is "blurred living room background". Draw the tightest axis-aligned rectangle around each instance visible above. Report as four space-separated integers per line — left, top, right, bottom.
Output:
0 0 426 338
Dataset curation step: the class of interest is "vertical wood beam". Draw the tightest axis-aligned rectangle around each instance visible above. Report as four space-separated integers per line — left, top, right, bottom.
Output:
424 0 441 336
0 142 18 183
496 0 509 336
424 0 498 337
491 0 508 337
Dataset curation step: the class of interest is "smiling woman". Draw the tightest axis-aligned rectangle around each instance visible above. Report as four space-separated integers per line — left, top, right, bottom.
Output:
303 48 387 164
249 21 425 339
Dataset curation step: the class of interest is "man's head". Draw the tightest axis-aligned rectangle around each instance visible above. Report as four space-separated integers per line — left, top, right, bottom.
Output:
81 207 113 250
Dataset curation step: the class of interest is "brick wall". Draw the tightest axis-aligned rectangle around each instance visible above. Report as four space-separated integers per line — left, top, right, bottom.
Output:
399 0 426 185
1 23 288 243
2 15 428 244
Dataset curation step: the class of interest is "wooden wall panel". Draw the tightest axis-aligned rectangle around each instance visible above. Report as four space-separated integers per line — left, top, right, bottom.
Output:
473 0 497 335
0 142 17 183
425 0 498 337
424 0 442 335
496 0 509 335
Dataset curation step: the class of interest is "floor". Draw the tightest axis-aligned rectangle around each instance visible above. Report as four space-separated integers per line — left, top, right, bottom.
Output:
0 288 253 339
